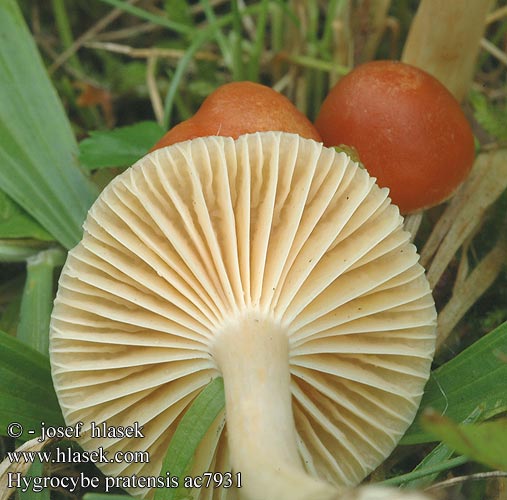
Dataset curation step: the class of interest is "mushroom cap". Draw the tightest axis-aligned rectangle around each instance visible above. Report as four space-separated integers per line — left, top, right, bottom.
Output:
50 132 436 497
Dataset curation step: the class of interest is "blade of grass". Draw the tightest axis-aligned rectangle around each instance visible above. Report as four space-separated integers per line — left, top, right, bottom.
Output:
51 0 84 73
0 330 64 437
402 406 483 490
422 413 507 471
97 0 195 35
230 0 245 81
154 377 225 500
162 3 264 126
402 321 507 444
0 0 98 249
0 191 53 241
163 30 211 128
17 248 66 356
18 457 50 500
247 0 269 81
200 0 233 72
381 455 469 486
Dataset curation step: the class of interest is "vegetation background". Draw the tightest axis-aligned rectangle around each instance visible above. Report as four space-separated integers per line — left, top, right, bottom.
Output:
0 1 506 499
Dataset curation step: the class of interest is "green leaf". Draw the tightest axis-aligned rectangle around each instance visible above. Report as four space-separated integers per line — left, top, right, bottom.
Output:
79 121 165 169
0 190 53 241
17 248 66 355
402 407 483 489
0 0 97 250
422 412 507 471
155 377 225 500
403 321 507 444
0 330 64 438
470 90 507 142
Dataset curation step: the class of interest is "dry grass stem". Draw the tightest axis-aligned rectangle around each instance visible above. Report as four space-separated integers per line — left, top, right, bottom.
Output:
402 0 494 100
237 0 257 40
353 0 392 64
452 237 472 294
272 72 293 93
486 5 507 24
93 22 161 42
403 212 423 242
84 41 219 62
436 237 507 351
426 470 507 492
422 149 507 289
146 56 164 126
0 437 54 500
330 5 353 86
49 0 141 73
480 37 507 67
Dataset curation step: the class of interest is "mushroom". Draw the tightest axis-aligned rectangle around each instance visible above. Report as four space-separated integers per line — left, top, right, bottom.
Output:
314 60 476 214
50 132 436 499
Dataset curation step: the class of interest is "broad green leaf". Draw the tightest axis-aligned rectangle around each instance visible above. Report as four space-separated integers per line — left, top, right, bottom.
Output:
155 377 225 500
0 191 53 241
79 121 165 169
422 412 507 471
403 321 507 444
0 0 97 249
0 330 64 438
18 248 66 355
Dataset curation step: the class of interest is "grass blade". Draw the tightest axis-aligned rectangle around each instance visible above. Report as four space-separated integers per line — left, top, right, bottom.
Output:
0 0 97 249
154 377 225 500
0 330 64 438
17 248 66 355
422 412 507 471
403 321 507 444
18 457 50 500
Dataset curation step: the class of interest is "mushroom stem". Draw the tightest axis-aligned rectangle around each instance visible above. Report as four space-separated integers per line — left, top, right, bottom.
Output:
212 310 338 500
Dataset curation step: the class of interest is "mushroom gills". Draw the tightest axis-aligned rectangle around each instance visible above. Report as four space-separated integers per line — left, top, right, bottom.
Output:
50 132 436 499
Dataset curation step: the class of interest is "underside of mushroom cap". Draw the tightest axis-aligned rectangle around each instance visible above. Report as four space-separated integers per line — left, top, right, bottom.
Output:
50 132 436 498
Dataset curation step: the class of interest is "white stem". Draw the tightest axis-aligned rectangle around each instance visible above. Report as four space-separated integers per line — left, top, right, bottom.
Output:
212 311 338 500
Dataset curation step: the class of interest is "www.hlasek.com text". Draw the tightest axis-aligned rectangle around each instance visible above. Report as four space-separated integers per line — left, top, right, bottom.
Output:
7 445 149 465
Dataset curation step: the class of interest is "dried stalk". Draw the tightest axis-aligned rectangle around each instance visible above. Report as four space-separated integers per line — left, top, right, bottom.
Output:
49 0 141 73
480 38 507 67
0 438 54 500
84 41 219 62
353 0 392 64
437 237 507 351
402 0 494 100
421 149 507 289
146 56 164 125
